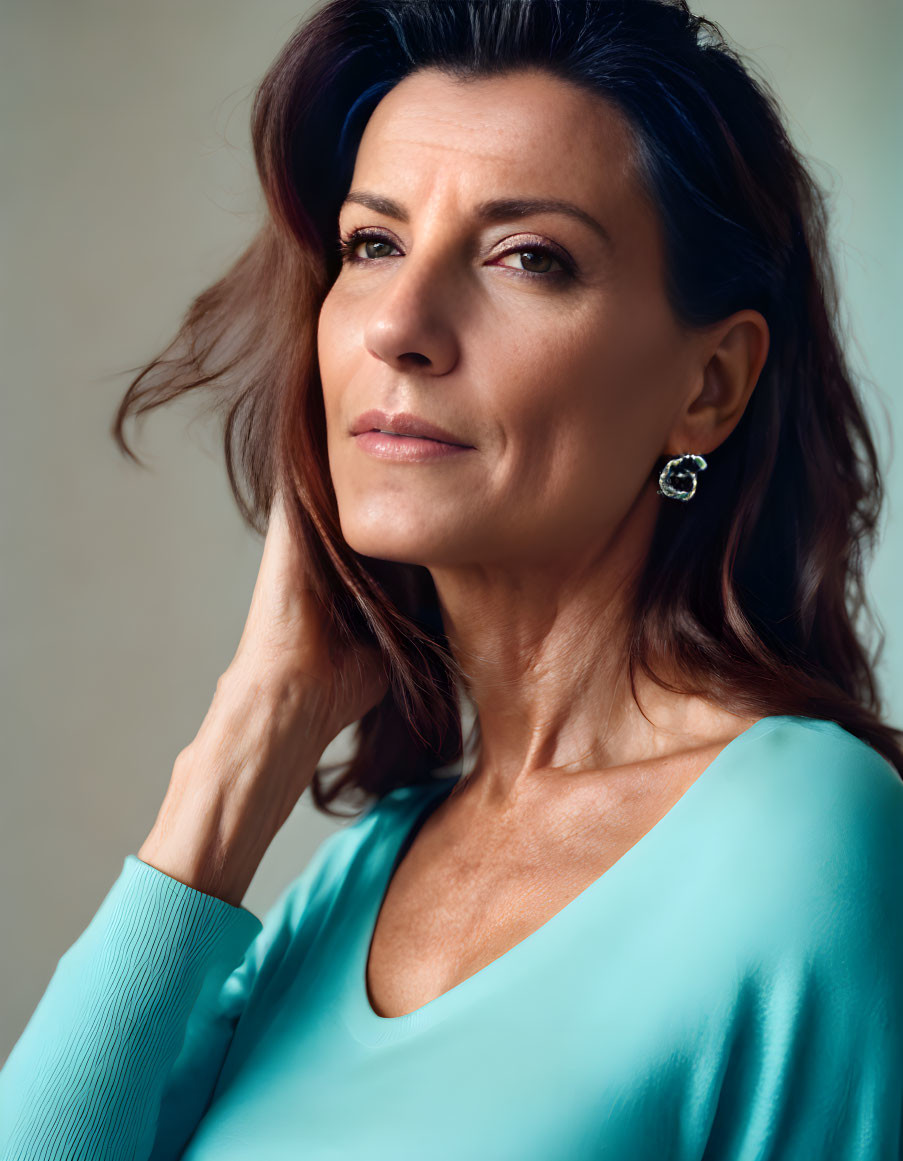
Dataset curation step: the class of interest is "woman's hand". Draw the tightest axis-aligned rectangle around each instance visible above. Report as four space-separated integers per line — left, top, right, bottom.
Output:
226 487 389 736
138 488 389 906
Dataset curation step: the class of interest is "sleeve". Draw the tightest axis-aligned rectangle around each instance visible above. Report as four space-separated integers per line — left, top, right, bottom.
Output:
0 832 346 1161
710 736 903 1160
774 740 903 1160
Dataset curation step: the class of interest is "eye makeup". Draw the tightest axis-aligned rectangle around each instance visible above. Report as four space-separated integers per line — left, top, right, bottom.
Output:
335 227 578 281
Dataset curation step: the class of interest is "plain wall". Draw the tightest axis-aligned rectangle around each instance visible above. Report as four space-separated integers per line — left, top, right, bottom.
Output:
1 0 900 1061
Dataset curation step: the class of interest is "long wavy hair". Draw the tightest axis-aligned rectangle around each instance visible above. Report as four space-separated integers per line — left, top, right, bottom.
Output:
111 0 903 815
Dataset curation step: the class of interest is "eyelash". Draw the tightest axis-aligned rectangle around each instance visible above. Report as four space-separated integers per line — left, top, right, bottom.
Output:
335 227 574 280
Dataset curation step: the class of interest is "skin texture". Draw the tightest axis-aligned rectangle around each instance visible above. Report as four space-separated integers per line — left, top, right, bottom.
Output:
319 65 770 799
317 67 771 1014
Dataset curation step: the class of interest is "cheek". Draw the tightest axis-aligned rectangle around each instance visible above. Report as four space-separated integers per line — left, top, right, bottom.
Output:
571 304 680 456
316 304 353 483
316 294 356 426
316 294 340 384
484 321 639 490
500 331 675 530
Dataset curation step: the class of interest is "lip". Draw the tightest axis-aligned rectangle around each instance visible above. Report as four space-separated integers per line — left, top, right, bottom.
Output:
353 431 473 462
349 409 473 448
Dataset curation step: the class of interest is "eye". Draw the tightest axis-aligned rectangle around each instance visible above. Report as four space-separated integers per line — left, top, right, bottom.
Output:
336 229 400 264
336 228 574 280
494 245 566 277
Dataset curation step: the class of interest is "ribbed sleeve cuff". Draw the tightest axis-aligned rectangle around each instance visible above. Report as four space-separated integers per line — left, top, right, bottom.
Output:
0 853 264 1161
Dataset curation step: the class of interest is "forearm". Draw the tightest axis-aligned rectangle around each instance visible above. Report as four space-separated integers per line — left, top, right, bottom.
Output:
138 668 338 907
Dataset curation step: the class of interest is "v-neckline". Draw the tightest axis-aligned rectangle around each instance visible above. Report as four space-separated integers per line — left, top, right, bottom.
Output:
342 714 786 1045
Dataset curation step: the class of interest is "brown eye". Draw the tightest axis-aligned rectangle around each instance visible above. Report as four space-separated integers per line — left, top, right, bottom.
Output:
520 250 555 274
495 245 567 277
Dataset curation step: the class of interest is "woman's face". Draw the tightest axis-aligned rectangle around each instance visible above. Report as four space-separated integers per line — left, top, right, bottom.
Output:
318 66 703 569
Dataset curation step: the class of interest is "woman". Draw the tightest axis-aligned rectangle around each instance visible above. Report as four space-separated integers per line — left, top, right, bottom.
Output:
2 0 901 1157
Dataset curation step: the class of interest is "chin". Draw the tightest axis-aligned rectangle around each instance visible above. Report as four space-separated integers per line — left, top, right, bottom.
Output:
339 521 427 564
339 520 463 569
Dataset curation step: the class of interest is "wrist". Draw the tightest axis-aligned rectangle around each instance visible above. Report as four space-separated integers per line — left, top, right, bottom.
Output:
138 669 337 907
215 661 339 741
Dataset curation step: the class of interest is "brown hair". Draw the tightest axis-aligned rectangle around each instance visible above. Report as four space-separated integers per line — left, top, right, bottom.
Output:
111 0 903 816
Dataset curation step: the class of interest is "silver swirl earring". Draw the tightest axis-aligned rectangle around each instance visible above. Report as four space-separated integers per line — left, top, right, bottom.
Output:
657 453 707 501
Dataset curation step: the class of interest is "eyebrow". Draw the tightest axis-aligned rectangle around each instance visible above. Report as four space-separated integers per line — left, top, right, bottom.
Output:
339 190 613 250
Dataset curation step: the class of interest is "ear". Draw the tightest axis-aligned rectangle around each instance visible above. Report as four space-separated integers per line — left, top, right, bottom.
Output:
664 309 770 457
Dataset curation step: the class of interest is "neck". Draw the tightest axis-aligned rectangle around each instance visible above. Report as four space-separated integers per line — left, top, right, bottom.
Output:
430 480 682 808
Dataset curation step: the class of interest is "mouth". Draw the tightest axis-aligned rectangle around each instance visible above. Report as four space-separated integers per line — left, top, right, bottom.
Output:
350 409 473 448
352 429 475 462
369 429 453 445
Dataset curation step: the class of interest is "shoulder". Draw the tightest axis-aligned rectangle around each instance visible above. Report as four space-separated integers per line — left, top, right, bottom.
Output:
736 715 903 847
721 716 903 960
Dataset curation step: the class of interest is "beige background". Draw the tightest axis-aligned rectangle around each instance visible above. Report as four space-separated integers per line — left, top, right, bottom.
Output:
1 0 900 1061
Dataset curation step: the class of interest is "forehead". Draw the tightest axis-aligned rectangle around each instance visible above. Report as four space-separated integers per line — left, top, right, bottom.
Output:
349 66 643 216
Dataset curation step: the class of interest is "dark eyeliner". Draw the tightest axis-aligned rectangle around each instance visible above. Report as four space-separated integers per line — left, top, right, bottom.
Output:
336 227 575 279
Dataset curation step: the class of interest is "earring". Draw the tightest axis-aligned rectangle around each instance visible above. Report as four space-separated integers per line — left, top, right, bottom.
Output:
657 453 707 501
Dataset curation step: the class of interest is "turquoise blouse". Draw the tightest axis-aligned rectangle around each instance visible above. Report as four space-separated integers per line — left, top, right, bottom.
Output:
2 715 902 1159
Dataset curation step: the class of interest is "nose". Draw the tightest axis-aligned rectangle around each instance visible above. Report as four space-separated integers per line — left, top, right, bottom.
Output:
361 254 461 377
